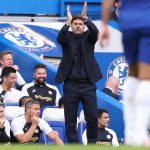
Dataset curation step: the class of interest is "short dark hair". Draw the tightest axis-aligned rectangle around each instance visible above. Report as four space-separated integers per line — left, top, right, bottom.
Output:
71 14 85 24
19 96 33 107
34 64 46 72
1 66 16 81
25 100 40 112
0 51 12 61
98 109 108 118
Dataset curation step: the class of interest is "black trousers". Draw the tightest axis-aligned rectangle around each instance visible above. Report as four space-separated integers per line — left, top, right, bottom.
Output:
63 79 98 143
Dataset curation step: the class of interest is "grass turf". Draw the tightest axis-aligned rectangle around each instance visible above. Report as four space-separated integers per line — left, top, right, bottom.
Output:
1 144 150 150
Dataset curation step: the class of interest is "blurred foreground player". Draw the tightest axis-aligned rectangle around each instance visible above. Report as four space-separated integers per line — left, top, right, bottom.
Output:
100 0 150 146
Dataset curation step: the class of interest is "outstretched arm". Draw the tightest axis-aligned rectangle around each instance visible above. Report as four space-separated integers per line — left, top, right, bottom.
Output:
100 0 115 47
86 20 99 43
81 1 98 42
57 5 72 45
66 5 72 26
81 1 88 19
47 131 64 145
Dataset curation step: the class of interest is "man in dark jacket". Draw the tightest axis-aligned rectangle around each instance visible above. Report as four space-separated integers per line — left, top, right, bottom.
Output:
56 2 102 143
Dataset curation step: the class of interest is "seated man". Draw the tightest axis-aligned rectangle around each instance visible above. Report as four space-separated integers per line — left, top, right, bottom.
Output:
0 104 10 143
102 76 119 100
11 100 64 145
0 51 26 87
0 66 26 104
22 64 61 107
82 109 119 146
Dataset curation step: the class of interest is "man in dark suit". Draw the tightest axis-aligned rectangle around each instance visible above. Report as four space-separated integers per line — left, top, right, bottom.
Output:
102 76 119 100
56 2 102 144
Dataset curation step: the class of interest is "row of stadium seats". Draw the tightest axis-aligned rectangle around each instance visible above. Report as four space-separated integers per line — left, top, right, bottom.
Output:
0 0 103 20
60 0 103 19
4 105 87 144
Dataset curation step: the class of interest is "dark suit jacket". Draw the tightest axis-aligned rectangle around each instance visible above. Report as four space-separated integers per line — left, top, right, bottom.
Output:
102 88 119 100
56 20 102 84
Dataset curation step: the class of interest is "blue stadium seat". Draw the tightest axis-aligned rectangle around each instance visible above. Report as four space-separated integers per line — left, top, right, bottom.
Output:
41 107 64 122
41 107 67 144
4 102 19 106
0 0 60 15
5 105 24 122
40 106 58 118
39 121 67 144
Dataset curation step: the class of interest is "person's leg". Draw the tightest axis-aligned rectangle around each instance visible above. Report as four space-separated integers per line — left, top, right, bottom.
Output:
132 30 150 145
134 68 150 145
132 28 150 145
63 80 80 143
122 30 140 145
123 28 150 146
123 69 139 145
80 81 98 143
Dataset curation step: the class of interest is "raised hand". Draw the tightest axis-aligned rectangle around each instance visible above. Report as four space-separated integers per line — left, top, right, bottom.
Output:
31 116 39 126
99 23 109 47
66 5 72 25
81 1 87 19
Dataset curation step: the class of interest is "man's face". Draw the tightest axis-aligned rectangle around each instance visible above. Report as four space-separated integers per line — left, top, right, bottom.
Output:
71 19 85 34
28 104 40 117
0 106 5 118
3 73 17 88
98 112 110 128
0 54 13 68
34 68 47 85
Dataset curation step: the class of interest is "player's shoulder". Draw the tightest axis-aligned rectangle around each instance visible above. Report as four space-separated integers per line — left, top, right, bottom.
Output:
22 82 34 89
11 115 25 124
5 119 10 127
105 127 116 135
45 83 58 91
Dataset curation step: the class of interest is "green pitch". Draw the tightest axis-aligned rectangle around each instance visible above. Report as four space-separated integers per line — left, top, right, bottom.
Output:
0 144 150 150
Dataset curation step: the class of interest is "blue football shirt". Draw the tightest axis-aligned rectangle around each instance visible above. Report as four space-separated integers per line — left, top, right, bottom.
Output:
119 0 150 30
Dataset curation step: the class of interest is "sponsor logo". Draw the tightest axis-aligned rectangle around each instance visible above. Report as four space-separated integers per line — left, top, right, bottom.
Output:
48 91 52 95
107 56 129 97
35 129 39 133
0 26 55 52
32 89 36 93
107 134 111 139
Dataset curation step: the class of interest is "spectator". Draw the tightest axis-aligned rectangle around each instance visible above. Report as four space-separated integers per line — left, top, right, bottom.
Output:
22 64 61 108
0 104 10 143
56 2 102 143
102 76 119 100
11 100 64 145
82 109 119 146
0 67 26 104
0 51 26 87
